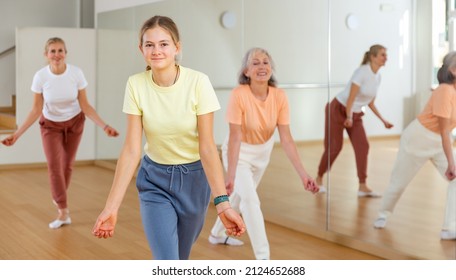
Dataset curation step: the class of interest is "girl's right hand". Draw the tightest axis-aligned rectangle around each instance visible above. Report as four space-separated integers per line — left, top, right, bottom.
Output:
92 210 118 239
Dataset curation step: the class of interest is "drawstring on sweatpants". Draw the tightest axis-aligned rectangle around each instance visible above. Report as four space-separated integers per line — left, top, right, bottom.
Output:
166 165 189 191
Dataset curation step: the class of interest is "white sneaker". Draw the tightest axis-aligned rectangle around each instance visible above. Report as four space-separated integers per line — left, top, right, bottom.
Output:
373 217 387 228
208 235 244 246
49 217 71 229
440 230 456 240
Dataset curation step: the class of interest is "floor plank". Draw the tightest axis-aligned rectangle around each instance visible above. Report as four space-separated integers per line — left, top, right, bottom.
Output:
259 137 456 259
0 165 380 260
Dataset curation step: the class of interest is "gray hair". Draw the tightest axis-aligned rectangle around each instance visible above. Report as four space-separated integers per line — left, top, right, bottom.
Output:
437 51 456 84
238 47 277 87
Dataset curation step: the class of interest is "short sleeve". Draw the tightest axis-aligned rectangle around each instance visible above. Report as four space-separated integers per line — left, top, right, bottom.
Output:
431 86 452 119
75 67 88 90
350 67 365 86
195 74 220 115
277 89 290 125
30 72 43 93
122 77 142 116
226 89 243 125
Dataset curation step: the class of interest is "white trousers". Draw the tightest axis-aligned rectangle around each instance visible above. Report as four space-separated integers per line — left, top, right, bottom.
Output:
211 136 274 259
378 119 456 231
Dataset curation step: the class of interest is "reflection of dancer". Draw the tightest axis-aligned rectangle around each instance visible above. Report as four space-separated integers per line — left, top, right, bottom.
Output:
1 37 119 229
374 52 456 240
208 48 319 260
92 15 245 259
316 44 393 196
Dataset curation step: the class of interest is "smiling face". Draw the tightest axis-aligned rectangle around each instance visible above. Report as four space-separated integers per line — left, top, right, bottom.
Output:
45 42 67 68
244 51 272 84
139 26 180 72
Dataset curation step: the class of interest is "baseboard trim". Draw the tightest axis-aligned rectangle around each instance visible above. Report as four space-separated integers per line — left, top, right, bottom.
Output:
0 160 94 170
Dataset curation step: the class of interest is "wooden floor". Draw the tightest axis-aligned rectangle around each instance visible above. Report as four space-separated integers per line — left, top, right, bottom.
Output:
1 136 455 260
0 164 381 260
259 137 456 260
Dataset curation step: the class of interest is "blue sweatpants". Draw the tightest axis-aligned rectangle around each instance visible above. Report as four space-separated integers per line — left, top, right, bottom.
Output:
136 155 211 260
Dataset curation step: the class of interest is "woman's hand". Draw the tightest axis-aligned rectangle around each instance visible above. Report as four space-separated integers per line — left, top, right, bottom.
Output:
104 125 119 137
92 209 118 239
383 120 394 129
343 118 353 128
303 177 319 194
445 164 456 181
225 178 234 196
1 134 18 146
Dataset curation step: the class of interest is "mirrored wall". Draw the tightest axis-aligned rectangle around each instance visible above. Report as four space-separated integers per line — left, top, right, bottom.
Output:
96 0 455 260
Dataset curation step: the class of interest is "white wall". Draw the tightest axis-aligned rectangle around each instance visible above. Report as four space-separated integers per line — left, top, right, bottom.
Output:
94 0 415 160
0 0 429 164
0 0 80 106
95 0 162 14
0 53 15 107
0 27 96 165
414 0 433 112
331 0 413 135
95 29 143 159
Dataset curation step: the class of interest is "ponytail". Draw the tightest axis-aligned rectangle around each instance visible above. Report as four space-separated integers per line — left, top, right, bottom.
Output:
361 51 370 65
361 44 386 65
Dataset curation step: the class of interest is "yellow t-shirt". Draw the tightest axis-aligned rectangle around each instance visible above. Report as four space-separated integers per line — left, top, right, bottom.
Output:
123 66 220 164
226 85 290 144
417 83 456 133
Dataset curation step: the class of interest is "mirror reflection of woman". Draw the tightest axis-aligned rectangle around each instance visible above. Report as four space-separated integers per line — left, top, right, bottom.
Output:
316 44 393 196
374 51 456 240
1 37 119 229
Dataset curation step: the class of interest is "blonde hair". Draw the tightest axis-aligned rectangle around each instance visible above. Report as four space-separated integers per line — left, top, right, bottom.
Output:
44 37 67 53
139 15 180 70
361 44 386 65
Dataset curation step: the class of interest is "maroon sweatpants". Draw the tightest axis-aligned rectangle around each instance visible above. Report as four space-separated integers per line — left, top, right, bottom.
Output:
317 98 369 184
39 112 85 209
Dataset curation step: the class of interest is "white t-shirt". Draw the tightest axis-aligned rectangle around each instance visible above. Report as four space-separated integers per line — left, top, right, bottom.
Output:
31 64 88 122
336 63 381 113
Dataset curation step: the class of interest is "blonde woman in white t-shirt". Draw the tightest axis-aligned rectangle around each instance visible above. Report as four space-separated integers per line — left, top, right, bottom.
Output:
316 44 394 197
2 37 119 229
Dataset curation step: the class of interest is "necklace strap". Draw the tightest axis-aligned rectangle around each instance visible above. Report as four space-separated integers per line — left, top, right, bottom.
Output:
151 64 180 86
173 65 180 84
